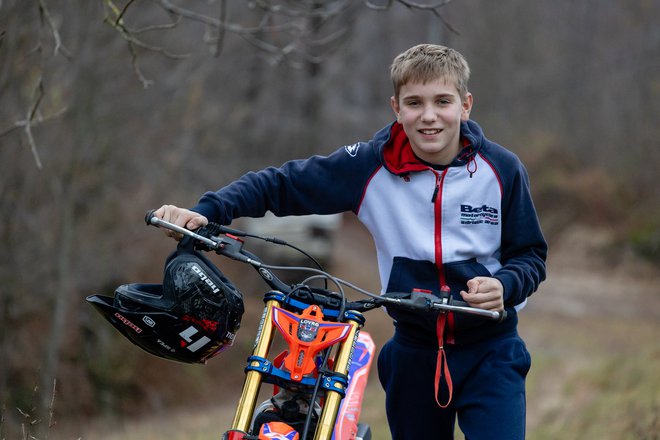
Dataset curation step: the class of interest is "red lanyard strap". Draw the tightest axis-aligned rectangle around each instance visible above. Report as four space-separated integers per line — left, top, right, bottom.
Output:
434 312 453 408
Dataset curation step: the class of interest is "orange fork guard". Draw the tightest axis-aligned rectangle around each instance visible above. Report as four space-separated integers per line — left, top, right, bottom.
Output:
271 305 352 381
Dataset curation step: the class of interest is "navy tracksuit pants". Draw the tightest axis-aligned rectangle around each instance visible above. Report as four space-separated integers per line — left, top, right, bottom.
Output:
377 329 531 439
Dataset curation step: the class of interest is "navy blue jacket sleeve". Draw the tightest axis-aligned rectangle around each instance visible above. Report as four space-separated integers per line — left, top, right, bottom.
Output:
190 143 379 224
494 158 547 306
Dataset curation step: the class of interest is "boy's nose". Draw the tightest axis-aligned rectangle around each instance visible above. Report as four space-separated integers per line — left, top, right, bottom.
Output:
421 105 438 122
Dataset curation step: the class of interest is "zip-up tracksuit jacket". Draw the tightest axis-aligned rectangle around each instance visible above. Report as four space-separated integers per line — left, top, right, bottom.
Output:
192 119 547 439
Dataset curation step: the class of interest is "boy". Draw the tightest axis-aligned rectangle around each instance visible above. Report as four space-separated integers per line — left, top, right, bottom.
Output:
155 44 547 439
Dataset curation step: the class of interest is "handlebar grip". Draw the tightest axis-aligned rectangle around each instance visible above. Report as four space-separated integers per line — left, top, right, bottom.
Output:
445 298 508 322
145 209 157 226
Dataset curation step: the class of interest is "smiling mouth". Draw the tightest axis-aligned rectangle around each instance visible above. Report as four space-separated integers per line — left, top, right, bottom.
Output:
419 129 443 135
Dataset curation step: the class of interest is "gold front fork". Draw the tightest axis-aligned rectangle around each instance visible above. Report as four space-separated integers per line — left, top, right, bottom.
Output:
314 316 363 440
231 298 280 432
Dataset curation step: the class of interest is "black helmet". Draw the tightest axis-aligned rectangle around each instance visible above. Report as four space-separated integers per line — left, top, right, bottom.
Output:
87 237 244 364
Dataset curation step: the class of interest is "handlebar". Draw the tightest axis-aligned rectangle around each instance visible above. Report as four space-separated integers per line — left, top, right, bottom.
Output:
354 291 506 321
146 210 260 265
145 210 507 322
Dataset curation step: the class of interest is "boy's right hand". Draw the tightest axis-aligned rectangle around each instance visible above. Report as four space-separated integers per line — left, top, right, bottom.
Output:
459 277 504 312
153 205 208 240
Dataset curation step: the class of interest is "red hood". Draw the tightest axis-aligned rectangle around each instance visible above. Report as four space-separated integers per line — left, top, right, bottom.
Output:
382 123 429 175
382 122 475 175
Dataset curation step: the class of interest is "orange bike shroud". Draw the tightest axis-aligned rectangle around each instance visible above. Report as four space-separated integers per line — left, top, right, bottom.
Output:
271 305 353 382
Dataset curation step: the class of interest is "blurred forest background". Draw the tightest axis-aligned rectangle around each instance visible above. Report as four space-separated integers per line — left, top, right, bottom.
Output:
1 0 659 439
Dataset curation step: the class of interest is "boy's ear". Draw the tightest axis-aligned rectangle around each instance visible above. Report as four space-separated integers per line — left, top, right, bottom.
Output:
390 96 401 121
461 93 473 121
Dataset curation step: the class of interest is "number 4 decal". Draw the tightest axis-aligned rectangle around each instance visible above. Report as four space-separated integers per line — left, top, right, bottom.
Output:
179 326 211 352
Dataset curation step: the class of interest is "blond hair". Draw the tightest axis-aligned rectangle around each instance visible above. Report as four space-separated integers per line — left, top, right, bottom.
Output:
390 44 471 101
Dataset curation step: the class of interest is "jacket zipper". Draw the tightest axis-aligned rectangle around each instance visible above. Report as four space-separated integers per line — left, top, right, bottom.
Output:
431 169 455 345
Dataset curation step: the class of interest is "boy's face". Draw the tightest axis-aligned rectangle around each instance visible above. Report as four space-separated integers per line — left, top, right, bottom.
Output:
391 78 473 165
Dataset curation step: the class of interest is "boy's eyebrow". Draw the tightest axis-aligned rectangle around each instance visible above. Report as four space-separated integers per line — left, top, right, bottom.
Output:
401 92 456 100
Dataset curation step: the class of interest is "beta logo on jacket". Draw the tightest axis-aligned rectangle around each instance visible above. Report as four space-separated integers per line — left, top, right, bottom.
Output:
460 204 499 225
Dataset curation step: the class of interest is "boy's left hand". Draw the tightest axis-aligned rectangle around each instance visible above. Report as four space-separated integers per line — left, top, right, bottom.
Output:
460 277 504 312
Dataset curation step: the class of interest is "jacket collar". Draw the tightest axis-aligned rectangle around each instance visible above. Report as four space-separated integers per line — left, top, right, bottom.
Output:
376 120 484 175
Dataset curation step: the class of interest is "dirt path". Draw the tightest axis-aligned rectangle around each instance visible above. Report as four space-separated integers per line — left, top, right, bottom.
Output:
518 226 660 432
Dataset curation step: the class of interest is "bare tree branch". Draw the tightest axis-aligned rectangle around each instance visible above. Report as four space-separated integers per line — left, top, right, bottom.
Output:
111 0 458 66
0 99 68 171
115 0 137 25
37 0 72 59
104 0 190 58
252 0 355 18
152 0 299 35
0 0 71 169
3 0 461 167
127 41 154 89
0 107 67 139
366 0 459 34
48 379 57 430
363 0 395 11
214 0 227 57
398 0 454 9
132 15 182 35
103 0 191 87
430 8 459 35
24 78 45 169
